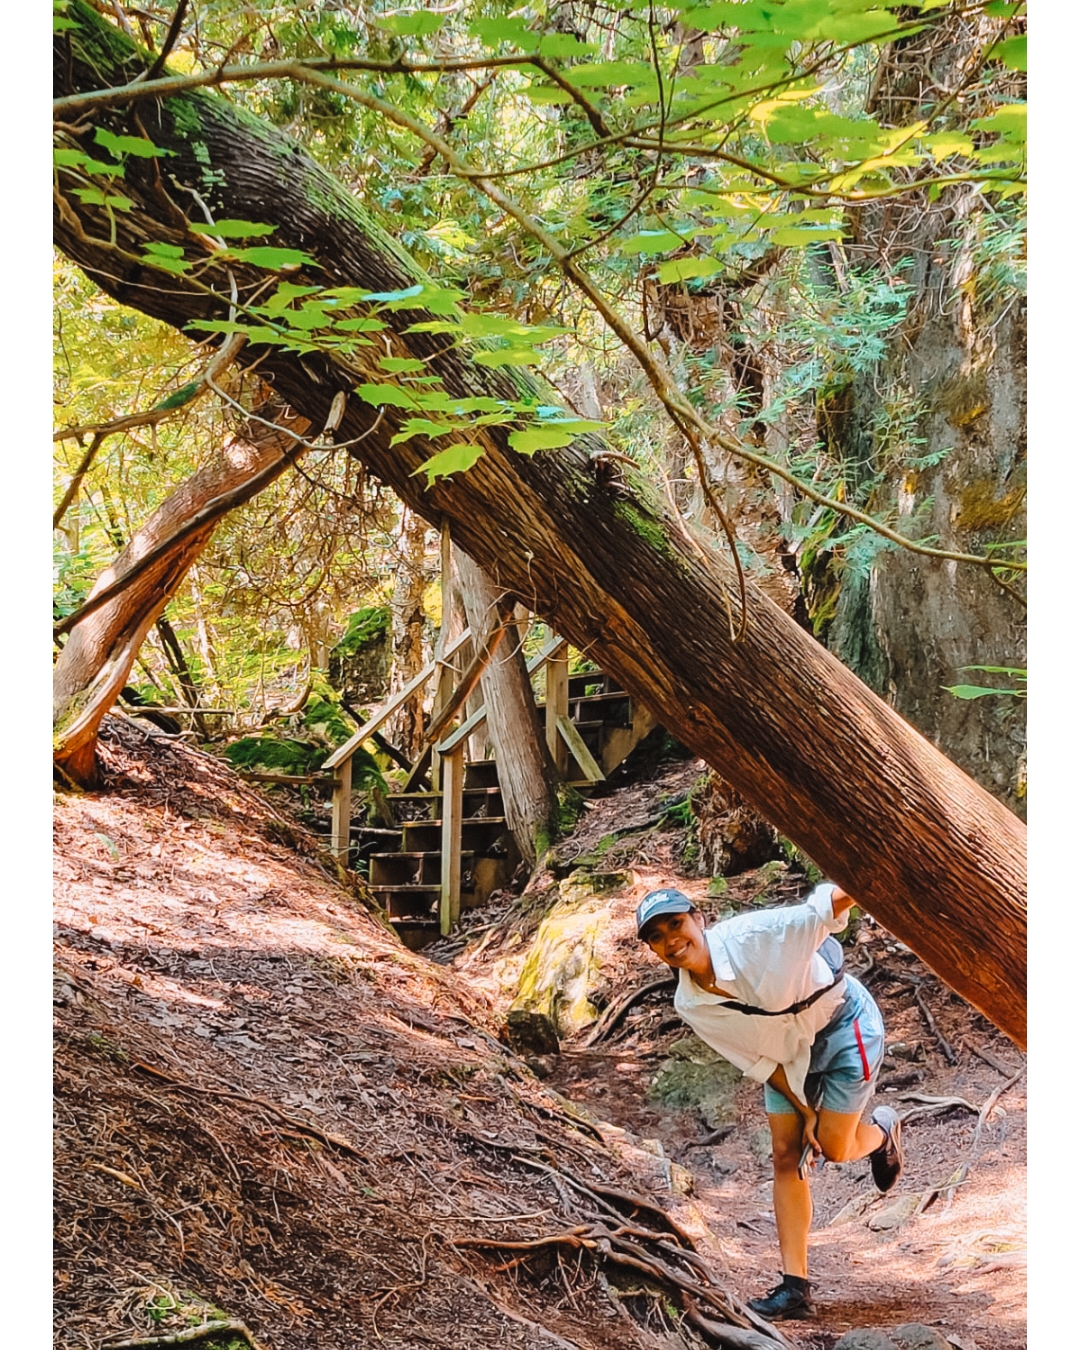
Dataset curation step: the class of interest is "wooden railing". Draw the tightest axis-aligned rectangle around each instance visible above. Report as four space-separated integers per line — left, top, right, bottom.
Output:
319 625 608 934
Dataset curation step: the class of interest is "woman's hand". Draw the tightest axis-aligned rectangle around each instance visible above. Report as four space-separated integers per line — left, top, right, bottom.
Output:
801 1107 822 1158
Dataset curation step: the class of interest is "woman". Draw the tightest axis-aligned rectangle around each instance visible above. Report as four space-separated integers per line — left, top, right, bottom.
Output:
636 882 903 1320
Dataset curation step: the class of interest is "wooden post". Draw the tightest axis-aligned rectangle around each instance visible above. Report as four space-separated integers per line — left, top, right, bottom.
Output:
545 646 569 779
431 522 456 793
439 743 465 935
329 755 353 862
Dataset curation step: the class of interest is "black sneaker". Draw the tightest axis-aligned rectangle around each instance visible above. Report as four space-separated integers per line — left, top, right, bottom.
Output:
747 1280 815 1320
869 1104 904 1192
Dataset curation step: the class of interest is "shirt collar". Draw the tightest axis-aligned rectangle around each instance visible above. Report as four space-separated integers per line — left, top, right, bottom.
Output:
677 924 737 1004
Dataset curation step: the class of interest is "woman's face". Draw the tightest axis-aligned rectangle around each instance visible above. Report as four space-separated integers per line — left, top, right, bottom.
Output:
642 909 709 974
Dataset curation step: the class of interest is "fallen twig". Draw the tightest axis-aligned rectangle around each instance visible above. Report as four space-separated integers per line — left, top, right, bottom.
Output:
916 1066 1024 1215
686 1126 735 1149
915 988 958 1064
899 1092 980 1125
965 1041 1024 1078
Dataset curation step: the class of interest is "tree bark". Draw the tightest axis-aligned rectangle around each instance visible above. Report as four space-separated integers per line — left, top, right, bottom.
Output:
52 5 1026 1046
388 508 429 761
455 549 560 866
52 391 307 785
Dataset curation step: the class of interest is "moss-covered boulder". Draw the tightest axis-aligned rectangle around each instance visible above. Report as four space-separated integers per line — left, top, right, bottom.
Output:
647 1035 743 1129
504 868 630 1054
328 606 391 704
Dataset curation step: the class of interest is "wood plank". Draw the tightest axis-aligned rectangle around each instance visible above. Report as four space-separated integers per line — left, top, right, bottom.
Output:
545 645 569 778
527 633 568 675
401 745 433 794
440 746 465 936
322 628 471 769
600 702 658 776
329 757 353 860
556 714 605 784
434 633 569 757
435 703 489 756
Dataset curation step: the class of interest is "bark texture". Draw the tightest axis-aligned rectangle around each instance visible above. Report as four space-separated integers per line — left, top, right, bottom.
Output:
388 509 429 761
455 549 559 866
53 392 306 784
53 5 1026 1046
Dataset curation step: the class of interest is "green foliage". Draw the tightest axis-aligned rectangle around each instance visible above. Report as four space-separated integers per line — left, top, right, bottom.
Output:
223 736 328 775
332 606 390 658
53 0 1025 769
943 666 1026 700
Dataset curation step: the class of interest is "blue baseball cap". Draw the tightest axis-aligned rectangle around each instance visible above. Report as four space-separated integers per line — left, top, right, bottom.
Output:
636 888 694 938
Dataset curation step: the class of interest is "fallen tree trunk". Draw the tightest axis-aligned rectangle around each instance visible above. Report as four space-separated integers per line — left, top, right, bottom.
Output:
53 390 308 785
53 6 1025 1045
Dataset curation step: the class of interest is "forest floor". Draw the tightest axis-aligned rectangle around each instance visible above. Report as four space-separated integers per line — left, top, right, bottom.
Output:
53 719 1026 1350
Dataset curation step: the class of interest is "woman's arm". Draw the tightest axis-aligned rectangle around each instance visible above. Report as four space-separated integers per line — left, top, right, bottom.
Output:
830 886 856 921
766 1064 821 1155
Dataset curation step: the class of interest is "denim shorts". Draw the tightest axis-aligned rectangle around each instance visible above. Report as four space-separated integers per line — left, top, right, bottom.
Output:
763 976 885 1117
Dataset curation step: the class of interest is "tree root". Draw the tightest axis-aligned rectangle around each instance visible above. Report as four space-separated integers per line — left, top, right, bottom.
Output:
101 1320 268 1350
449 1216 792 1347
130 1061 375 1167
580 975 677 1047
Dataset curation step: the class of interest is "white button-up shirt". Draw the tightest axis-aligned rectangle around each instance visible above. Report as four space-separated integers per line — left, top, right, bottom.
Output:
673 883 847 1105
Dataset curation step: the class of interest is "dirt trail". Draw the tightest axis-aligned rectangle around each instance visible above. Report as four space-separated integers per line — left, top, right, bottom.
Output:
53 720 1025 1349
449 758 1027 1349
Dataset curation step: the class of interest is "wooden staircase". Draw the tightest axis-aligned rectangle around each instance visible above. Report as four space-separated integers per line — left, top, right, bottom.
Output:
362 758 517 949
321 618 658 949
354 665 656 949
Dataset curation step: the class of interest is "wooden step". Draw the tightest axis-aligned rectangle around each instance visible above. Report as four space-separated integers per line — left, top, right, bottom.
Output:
387 915 442 950
566 671 607 694
569 690 632 710
401 816 509 854
369 850 475 887
464 759 500 789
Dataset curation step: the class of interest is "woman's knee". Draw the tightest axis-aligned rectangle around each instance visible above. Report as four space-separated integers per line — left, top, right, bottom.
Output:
767 1113 805 1172
771 1135 804 1172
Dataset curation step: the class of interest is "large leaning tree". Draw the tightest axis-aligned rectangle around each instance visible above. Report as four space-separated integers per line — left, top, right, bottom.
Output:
53 1 1026 1045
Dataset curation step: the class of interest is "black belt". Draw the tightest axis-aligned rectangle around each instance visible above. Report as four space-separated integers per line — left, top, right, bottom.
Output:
716 969 846 1017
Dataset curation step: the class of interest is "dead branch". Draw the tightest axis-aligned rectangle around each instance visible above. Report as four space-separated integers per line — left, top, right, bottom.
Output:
915 1067 1025 1216
915 988 958 1064
965 1042 1024 1078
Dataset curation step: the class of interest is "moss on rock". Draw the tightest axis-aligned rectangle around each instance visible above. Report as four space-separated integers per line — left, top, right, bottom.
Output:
647 1035 742 1128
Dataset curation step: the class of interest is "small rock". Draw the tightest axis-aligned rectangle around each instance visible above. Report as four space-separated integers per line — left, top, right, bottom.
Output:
524 1054 558 1079
832 1331 898 1350
892 1326 953 1350
867 1193 921 1230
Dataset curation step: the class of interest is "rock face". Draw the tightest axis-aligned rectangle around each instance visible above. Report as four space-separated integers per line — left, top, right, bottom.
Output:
832 1333 902 1350
825 300 1026 817
806 82 1027 822
504 870 627 1053
328 606 391 706
648 1035 743 1130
